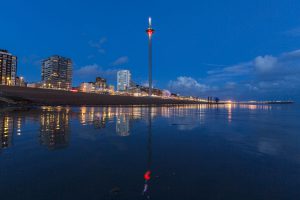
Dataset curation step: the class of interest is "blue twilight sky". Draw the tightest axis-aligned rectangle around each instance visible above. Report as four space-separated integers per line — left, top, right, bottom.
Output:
1 0 300 100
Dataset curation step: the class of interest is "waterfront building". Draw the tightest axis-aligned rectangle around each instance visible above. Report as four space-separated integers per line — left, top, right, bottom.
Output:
15 76 26 87
0 49 17 86
27 82 41 88
41 55 72 90
108 85 115 94
95 77 107 90
80 82 95 93
79 77 108 93
117 70 131 91
130 84 163 96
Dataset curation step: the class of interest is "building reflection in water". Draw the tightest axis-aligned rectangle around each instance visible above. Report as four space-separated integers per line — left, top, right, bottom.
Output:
79 107 114 129
0 113 27 152
39 107 70 150
93 107 113 129
0 115 14 151
116 113 130 136
77 105 231 136
0 104 273 153
16 116 23 136
78 106 145 137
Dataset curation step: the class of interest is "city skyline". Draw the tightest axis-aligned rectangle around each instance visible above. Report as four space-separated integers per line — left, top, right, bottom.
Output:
1 0 300 100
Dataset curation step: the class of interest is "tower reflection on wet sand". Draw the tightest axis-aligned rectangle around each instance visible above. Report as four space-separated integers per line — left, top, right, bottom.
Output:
143 106 153 198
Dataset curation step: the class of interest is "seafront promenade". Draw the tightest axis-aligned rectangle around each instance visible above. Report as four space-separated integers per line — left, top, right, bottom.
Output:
0 85 201 106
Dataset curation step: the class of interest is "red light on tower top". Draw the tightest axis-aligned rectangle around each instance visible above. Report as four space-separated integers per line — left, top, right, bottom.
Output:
146 17 155 37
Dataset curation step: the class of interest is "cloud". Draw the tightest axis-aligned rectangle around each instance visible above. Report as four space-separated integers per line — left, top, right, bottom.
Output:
141 81 149 87
74 64 119 84
111 56 129 66
254 55 277 73
89 37 107 54
283 27 300 37
168 76 210 95
168 49 300 100
74 64 99 76
207 62 253 79
224 82 236 89
140 80 158 88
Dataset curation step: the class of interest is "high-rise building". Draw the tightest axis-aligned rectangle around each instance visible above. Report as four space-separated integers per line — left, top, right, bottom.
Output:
79 82 95 93
41 55 72 90
0 49 17 86
117 70 131 91
95 77 107 89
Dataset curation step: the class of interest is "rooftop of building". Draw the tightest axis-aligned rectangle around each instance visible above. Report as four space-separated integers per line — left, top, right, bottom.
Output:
0 49 13 56
42 55 72 62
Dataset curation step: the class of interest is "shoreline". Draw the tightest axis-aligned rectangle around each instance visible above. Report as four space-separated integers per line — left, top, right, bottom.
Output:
0 85 203 106
0 85 294 106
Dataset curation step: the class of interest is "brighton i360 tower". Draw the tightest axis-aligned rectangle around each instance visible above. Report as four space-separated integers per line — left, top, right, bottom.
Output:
146 17 155 96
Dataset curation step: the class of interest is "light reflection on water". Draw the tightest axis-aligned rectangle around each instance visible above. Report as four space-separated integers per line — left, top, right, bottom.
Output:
0 103 296 154
0 104 300 199
0 104 276 151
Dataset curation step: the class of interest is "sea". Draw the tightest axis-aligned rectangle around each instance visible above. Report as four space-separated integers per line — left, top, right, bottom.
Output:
0 104 299 200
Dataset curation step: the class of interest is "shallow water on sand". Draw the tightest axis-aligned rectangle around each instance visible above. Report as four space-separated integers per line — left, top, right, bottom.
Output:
0 104 300 199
